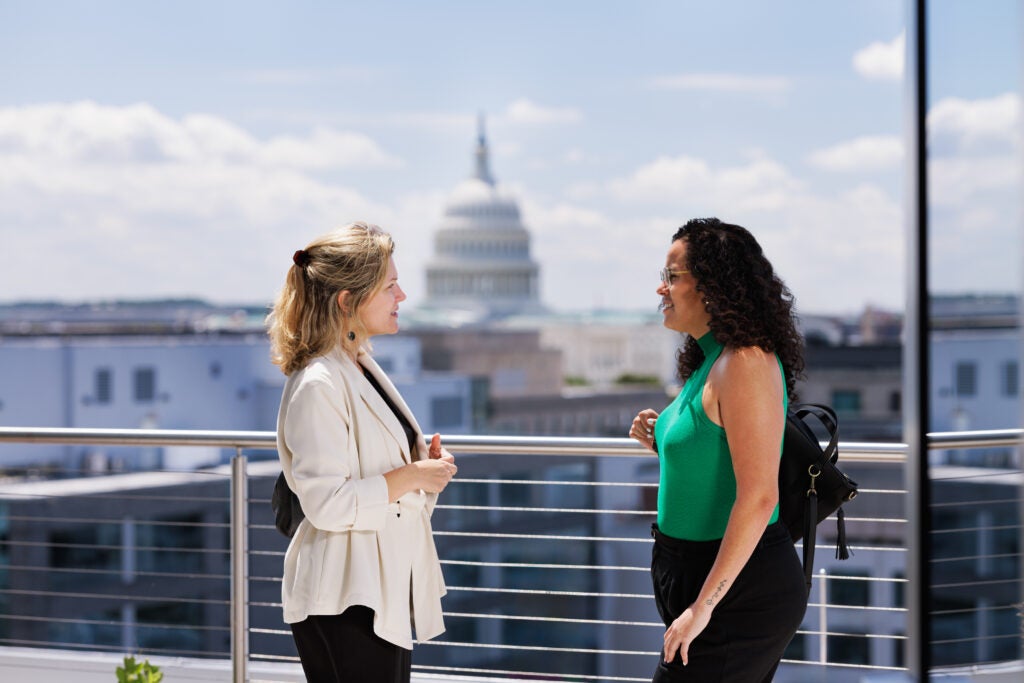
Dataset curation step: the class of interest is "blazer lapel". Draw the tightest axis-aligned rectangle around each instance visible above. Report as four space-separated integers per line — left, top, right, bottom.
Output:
361 353 430 462
357 351 427 464
324 347 408 464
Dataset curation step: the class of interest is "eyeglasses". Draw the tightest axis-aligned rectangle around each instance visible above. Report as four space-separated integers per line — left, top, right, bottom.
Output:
660 267 690 286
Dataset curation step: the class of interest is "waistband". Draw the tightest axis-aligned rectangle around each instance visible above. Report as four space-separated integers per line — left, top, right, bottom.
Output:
651 520 788 551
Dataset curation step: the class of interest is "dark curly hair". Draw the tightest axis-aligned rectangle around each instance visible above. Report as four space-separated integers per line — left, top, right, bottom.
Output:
672 217 804 400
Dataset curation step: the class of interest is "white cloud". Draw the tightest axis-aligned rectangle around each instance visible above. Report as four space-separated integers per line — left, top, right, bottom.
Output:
591 154 904 313
261 127 403 168
0 101 401 169
0 102 403 303
928 155 1019 207
503 98 583 125
521 197 671 311
645 73 791 95
500 150 906 315
607 155 802 212
922 94 1023 296
927 93 1021 151
734 184 904 314
807 135 904 171
6 96 1012 316
853 31 905 81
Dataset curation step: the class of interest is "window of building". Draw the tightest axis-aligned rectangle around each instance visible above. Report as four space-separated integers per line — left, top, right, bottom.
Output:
501 528 595 593
932 597 976 666
830 569 870 606
136 601 203 652
0 503 9 637
831 389 861 415
444 549 483 587
889 390 901 413
500 471 532 507
954 361 977 396
136 513 204 574
892 633 905 668
827 633 870 665
1000 361 1017 396
48 607 120 648
48 524 121 584
431 396 464 430
544 463 593 509
441 479 490 530
133 367 157 402
892 572 905 608
94 368 113 404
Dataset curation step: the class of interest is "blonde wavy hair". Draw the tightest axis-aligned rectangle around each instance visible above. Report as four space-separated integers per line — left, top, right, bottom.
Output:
267 221 395 375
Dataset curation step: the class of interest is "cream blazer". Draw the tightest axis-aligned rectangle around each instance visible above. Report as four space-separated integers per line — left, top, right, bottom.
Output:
276 345 446 649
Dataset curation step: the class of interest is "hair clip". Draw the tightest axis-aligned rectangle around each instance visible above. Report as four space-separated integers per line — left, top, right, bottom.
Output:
292 249 311 267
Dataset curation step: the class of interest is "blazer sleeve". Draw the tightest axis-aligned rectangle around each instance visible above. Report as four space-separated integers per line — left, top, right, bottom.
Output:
282 374 390 532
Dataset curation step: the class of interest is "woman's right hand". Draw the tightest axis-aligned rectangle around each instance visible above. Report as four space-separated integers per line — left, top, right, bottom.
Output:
385 452 457 501
409 455 457 493
629 409 660 453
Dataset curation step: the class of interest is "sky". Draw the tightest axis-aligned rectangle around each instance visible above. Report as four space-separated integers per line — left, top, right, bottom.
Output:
0 1 1019 316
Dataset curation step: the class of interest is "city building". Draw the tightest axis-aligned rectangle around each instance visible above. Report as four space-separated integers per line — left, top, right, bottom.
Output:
0 303 474 470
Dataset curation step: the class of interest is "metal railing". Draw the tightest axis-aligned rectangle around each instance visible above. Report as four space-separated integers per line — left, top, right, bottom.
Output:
0 426 1020 682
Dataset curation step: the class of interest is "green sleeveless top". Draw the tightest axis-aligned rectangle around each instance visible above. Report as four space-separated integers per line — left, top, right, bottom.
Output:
654 332 787 540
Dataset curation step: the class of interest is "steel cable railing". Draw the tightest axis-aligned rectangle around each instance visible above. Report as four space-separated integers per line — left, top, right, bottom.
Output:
0 427 1020 681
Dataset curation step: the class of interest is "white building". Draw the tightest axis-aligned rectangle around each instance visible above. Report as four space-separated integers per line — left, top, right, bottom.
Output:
0 323 473 470
929 295 1020 468
504 310 680 389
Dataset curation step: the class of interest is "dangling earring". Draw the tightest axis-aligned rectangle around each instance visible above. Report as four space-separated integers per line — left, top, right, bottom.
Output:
347 330 356 342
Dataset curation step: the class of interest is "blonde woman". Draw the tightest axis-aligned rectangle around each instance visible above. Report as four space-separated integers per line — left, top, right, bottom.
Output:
267 221 457 683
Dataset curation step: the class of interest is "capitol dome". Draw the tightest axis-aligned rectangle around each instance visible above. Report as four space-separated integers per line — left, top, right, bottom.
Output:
421 121 544 323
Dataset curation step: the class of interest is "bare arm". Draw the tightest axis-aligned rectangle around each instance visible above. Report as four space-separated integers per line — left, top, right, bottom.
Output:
661 347 785 664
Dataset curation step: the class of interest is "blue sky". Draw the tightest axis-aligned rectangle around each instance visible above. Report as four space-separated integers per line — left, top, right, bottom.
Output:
0 1 1018 315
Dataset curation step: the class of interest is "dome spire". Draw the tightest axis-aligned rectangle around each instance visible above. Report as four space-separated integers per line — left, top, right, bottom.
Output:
473 112 495 186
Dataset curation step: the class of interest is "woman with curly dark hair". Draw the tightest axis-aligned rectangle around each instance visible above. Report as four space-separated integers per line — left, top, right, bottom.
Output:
629 218 808 682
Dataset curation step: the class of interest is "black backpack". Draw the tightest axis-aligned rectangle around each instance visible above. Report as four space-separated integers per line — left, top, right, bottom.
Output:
777 403 859 594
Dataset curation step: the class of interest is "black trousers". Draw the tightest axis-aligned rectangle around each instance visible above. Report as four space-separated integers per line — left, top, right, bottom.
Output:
290 605 411 683
650 521 808 683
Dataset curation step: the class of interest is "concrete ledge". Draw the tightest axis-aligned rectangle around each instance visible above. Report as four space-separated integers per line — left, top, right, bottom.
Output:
0 645 544 683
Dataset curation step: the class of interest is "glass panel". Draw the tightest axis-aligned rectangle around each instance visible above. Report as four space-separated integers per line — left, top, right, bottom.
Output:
926 0 1024 669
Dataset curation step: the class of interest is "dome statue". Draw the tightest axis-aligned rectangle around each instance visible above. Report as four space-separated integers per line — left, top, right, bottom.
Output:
419 118 545 324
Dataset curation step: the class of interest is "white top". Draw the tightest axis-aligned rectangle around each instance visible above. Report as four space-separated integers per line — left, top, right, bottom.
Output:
276 345 446 649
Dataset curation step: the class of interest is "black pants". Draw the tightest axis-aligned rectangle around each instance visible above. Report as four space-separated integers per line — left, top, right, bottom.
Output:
290 605 411 683
650 521 807 683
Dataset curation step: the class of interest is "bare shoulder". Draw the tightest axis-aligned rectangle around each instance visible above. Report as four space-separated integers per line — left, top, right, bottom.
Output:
714 346 777 381
711 347 785 428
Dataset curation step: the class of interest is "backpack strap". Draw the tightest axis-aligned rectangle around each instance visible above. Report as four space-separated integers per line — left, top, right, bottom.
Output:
802 461 820 594
793 404 839 463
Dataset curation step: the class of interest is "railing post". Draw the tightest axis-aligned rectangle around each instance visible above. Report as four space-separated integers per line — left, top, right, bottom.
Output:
231 449 249 683
818 568 827 665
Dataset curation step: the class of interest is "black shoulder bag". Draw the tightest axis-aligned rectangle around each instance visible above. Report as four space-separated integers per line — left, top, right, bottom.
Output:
271 471 304 538
777 403 859 594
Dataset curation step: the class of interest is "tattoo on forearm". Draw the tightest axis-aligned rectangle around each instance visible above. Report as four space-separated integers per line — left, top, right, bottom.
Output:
705 580 727 607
